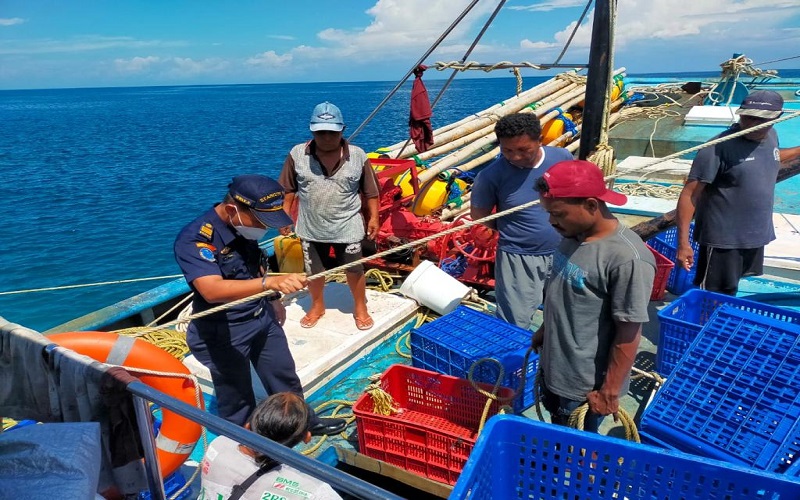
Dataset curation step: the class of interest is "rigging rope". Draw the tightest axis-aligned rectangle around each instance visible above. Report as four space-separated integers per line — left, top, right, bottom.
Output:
348 0 483 142
0 274 183 296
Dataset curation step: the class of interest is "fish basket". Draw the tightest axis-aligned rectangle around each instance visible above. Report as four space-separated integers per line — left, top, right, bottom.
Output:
647 222 698 295
450 415 800 499
642 305 800 475
656 288 800 376
352 364 513 485
647 243 675 301
410 305 537 413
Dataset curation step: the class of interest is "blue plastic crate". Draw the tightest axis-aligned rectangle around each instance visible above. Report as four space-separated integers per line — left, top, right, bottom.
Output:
647 222 698 295
451 415 800 499
138 470 192 500
656 288 800 376
643 305 800 475
410 306 537 413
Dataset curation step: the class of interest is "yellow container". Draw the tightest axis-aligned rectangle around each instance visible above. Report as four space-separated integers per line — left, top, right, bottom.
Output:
542 112 572 146
411 177 467 216
273 235 305 274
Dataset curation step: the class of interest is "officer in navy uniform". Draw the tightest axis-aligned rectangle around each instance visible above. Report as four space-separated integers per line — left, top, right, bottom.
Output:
174 174 346 435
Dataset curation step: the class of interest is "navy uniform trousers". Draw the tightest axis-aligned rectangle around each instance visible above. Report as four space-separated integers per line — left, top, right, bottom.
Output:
187 302 303 426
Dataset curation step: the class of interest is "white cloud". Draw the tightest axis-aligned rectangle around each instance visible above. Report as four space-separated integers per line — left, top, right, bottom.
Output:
520 40 557 50
246 50 292 67
518 0 800 56
114 55 161 73
510 1 587 12
267 35 296 41
0 17 25 26
114 56 229 78
0 36 187 55
247 0 500 69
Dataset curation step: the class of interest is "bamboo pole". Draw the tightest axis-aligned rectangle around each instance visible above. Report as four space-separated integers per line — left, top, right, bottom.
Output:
418 88 592 184
382 74 576 154
412 83 583 162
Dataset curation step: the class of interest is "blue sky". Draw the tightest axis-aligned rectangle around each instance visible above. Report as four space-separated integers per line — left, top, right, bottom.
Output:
1 0 799 90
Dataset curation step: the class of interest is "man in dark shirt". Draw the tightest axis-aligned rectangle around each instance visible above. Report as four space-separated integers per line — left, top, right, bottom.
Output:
677 90 800 295
174 174 346 435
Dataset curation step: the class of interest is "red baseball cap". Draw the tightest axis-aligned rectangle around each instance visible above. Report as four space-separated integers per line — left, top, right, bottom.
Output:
540 160 627 206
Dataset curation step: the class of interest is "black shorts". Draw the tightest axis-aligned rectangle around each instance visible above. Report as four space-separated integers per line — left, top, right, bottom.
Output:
301 240 364 276
694 245 764 295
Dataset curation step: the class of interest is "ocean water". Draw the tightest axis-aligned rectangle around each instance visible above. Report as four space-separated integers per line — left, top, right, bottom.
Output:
0 77 546 331
2 73 800 332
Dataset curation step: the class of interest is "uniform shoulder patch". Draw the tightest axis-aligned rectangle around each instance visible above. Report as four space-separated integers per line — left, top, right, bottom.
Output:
199 223 214 239
196 242 217 252
199 247 216 262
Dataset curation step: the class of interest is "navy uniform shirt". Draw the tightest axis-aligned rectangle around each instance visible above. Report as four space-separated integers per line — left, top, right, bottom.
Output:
174 207 267 322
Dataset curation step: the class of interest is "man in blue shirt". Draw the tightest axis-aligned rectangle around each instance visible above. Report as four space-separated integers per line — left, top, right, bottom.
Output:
471 113 573 329
174 175 346 435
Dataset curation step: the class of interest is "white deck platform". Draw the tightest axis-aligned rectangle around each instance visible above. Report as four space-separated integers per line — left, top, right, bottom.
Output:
615 155 692 183
184 283 418 397
765 213 800 279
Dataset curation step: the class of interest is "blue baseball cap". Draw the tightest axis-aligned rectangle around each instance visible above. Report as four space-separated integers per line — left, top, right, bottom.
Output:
737 90 783 120
228 175 293 228
309 101 344 132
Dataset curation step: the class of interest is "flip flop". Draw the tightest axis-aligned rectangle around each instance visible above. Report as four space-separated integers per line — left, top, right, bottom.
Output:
353 315 374 331
300 312 325 329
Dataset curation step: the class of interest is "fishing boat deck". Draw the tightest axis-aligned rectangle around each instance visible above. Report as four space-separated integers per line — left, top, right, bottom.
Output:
184 283 419 397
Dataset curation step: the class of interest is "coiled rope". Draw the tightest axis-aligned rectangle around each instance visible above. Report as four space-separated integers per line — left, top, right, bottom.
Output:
433 60 544 72
466 358 513 433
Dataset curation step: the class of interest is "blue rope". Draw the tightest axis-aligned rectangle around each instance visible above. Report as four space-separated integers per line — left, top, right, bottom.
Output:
440 254 468 278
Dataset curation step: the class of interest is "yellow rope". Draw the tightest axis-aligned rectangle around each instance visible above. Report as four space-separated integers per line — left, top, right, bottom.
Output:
324 268 397 292
568 403 640 443
301 399 357 456
395 332 412 359
113 327 190 360
366 381 401 417
466 358 514 434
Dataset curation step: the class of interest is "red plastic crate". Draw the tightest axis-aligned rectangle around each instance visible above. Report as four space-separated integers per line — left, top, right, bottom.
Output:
352 364 513 485
647 243 675 301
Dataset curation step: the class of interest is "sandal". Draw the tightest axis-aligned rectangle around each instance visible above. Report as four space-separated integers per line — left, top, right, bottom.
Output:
353 315 374 331
300 312 325 329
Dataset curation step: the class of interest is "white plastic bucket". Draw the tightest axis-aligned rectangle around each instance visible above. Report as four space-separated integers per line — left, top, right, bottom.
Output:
399 260 470 315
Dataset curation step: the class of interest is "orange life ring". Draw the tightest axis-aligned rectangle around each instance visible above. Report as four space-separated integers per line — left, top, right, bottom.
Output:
48 331 203 478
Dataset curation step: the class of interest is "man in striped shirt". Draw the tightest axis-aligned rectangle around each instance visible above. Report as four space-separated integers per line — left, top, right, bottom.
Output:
279 102 380 331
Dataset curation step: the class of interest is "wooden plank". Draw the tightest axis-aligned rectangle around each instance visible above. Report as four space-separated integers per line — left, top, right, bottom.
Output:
334 446 453 499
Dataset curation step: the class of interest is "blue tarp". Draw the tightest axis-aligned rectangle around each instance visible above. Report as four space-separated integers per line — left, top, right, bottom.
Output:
0 422 102 500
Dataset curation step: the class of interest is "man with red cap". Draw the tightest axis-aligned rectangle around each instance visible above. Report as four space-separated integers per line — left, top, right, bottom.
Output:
676 90 800 295
533 160 656 432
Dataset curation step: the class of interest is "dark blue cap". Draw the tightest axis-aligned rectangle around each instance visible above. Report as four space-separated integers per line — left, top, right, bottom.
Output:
228 175 292 228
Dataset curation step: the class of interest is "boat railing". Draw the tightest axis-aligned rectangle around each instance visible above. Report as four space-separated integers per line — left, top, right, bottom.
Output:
5 330 403 500
123 375 404 500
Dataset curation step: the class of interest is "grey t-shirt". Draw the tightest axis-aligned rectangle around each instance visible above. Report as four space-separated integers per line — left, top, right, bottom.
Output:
689 125 780 248
541 224 655 401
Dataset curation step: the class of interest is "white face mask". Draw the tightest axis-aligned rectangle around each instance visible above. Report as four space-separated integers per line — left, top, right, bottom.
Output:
230 206 268 241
